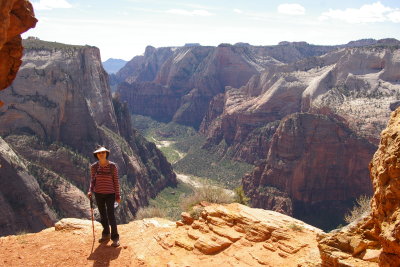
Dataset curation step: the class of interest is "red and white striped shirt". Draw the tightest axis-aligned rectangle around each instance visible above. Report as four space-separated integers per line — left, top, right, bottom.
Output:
89 161 120 199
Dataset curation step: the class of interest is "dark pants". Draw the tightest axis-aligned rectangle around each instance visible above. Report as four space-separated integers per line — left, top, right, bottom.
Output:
94 193 119 241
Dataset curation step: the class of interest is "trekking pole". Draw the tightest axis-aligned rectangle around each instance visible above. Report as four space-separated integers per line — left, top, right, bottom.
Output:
89 195 95 251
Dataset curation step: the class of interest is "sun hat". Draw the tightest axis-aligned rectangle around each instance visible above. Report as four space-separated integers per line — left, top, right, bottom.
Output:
93 146 110 160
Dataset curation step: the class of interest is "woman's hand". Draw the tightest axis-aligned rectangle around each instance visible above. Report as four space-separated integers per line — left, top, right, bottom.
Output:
87 192 92 198
116 195 121 203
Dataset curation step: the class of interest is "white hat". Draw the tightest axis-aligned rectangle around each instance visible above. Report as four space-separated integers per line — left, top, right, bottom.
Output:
93 146 110 159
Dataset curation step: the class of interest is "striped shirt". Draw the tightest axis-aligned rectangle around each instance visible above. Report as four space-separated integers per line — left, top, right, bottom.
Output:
89 161 120 199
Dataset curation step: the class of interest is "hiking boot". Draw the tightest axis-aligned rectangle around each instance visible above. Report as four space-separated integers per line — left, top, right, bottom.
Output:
111 239 120 247
98 234 110 243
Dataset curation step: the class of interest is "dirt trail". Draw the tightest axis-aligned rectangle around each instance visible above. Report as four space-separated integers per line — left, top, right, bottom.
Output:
176 173 234 196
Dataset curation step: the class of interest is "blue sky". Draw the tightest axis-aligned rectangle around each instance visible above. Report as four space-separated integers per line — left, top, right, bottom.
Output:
23 0 400 61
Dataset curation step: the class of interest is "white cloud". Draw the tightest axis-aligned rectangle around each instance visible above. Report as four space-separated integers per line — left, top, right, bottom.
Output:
33 0 72 10
319 1 400 23
234 9 243 14
165 9 214 16
277 3 305 15
387 11 400 23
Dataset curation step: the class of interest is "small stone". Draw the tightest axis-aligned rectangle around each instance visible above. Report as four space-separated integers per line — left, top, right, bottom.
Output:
176 221 184 227
263 242 276 251
362 249 381 262
175 238 194 251
181 212 194 225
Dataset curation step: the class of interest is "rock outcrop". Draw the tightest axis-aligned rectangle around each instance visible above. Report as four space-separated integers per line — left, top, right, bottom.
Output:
0 203 324 266
319 107 400 266
202 44 400 164
0 0 37 106
117 43 337 128
242 113 376 230
0 137 57 235
0 38 177 236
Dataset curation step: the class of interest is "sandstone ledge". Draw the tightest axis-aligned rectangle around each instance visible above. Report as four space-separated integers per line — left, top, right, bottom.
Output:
0 203 323 266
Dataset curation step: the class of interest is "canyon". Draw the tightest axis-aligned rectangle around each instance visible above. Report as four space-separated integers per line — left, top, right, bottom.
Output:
0 37 176 236
115 39 400 229
1 1 400 265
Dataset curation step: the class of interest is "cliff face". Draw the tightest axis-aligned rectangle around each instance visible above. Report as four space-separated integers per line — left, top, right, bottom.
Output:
117 43 337 128
242 113 376 230
0 0 37 106
318 107 400 266
202 45 400 163
0 39 176 236
0 137 57 235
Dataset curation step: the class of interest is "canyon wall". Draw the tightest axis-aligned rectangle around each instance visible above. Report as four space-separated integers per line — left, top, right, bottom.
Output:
242 113 376 230
0 38 176 236
319 107 400 266
117 42 337 128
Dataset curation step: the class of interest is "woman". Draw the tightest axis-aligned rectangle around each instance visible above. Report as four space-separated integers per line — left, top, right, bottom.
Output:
87 146 121 247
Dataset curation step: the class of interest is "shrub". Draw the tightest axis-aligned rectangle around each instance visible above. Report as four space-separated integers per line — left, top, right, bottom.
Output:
135 206 166 220
344 195 371 224
234 186 250 205
180 184 234 211
288 223 304 232
189 207 205 220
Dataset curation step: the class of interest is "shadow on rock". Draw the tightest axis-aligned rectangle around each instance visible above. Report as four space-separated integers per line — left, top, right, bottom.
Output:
87 242 122 267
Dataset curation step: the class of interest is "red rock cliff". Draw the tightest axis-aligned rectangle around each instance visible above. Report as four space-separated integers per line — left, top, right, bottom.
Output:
0 39 176 235
319 107 400 266
243 113 376 230
0 0 37 106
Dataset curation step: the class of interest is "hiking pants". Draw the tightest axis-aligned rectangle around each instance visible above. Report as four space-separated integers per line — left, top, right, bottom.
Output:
94 192 119 241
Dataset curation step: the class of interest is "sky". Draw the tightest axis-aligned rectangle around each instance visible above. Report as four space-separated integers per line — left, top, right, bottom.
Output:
23 0 400 61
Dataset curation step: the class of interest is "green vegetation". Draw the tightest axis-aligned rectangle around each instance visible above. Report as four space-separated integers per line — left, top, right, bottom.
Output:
100 126 133 156
132 115 253 189
180 183 234 212
234 186 250 205
287 223 304 232
22 37 90 52
135 206 166 220
344 195 371 224
132 115 197 141
147 182 194 220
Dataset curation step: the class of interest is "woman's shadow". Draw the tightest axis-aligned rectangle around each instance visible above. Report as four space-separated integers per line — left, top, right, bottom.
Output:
87 242 122 267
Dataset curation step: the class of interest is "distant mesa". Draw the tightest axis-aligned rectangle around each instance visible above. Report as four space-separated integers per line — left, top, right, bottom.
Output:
184 43 201 47
278 41 309 46
218 43 232 47
102 58 128 74
234 42 251 46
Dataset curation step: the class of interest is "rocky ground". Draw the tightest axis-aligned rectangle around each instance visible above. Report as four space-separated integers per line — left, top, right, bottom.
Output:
0 203 326 267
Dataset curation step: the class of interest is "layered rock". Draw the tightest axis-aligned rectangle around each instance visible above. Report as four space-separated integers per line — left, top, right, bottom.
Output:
0 137 56 235
0 203 324 266
202 44 400 164
319 107 400 266
0 38 176 235
0 0 37 106
117 43 337 128
243 113 376 230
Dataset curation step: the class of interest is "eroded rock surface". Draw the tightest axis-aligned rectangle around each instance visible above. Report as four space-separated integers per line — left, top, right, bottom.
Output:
0 39 177 235
0 137 57 235
243 113 376 230
318 107 400 266
0 0 37 106
202 45 400 164
117 43 337 128
0 203 324 266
